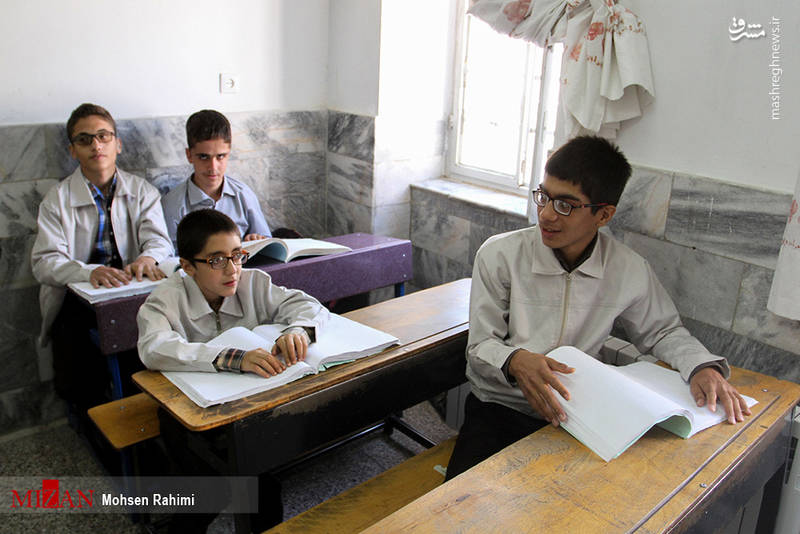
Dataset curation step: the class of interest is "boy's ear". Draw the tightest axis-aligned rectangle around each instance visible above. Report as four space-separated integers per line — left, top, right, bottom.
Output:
596 205 616 228
179 257 195 276
185 147 192 164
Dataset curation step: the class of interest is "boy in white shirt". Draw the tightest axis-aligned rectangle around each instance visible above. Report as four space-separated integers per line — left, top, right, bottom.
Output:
161 109 271 248
137 208 328 531
31 102 172 413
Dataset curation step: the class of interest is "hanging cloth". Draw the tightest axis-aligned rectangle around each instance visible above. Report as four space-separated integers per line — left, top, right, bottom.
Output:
467 0 655 139
768 172 800 320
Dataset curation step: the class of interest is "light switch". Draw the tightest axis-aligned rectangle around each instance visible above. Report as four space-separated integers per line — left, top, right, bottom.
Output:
219 73 240 94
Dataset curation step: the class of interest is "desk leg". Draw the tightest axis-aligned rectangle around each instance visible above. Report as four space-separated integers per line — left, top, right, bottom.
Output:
394 282 405 298
106 354 124 400
229 423 253 534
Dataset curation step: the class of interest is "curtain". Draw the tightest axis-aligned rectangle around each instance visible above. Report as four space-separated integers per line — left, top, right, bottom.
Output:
467 0 655 139
768 172 800 320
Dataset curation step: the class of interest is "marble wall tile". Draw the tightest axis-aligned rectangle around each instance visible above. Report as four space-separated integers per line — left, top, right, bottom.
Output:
411 180 527 229
0 179 57 238
0 381 65 435
410 196 470 264
42 123 77 179
0 286 42 339
374 155 443 206
0 125 47 183
116 116 188 170
411 245 472 290
610 165 671 238
280 193 327 238
0 234 37 289
622 232 746 330
732 265 800 355
268 152 325 197
373 204 410 240
683 317 800 383
326 193 372 236
226 157 271 201
469 223 517 267
374 117 446 163
0 324 38 391
412 246 448 289
328 111 375 163
232 110 326 157
145 164 193 195
327 152 373 205
666 174 791 269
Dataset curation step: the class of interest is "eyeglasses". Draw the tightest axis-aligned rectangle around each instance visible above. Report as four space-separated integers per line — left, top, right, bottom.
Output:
531 189 609 216
71 130 116 146
192 252 249 270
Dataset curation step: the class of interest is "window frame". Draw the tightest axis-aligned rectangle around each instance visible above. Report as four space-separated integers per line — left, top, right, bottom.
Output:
446 0 561 196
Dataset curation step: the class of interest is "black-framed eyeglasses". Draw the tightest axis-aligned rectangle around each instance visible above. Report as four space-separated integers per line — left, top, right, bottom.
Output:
71 130 116 146
192 252 249 270
531 189 609 216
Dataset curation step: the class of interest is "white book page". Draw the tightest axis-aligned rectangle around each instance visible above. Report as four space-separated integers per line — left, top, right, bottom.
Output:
616 361 758 438
206 326 275 352
68 278 162 303
163 362 314 408
253 314 399 370
547 346 688 461
281 239 351 261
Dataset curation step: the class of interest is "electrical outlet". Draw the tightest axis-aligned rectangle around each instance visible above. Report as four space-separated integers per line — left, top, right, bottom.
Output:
219 73 240 94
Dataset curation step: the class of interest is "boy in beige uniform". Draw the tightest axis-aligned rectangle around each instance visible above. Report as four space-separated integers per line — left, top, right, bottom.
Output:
31 103 172 412
137 208 328 532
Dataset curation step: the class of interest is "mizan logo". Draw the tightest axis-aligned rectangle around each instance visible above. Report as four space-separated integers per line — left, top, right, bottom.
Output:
10 479 94 509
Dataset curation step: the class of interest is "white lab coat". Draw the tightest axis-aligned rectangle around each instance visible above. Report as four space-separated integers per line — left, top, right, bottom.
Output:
31 167 173 346
467 226 729 417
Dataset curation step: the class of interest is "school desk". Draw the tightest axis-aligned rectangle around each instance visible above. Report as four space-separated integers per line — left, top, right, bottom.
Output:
77 233 412 399
363 367 800 533
133 278 471 534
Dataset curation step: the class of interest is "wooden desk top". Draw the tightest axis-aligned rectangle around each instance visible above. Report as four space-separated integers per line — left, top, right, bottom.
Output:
133 278 471 431
363 367 800 533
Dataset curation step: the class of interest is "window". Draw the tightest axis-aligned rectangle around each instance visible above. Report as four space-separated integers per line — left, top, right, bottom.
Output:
448 3 562 193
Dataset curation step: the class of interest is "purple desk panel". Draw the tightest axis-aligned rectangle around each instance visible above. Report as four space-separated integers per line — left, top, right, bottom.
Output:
88 233 412 356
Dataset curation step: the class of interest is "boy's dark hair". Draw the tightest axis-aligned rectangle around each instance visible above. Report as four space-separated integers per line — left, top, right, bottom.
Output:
177 209 239 260
544 135 632 209
66 103 117 142
186 110 232 149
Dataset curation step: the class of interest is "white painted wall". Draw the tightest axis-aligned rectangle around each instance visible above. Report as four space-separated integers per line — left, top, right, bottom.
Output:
327 0 381 116
377 0 456 119
0 0 329 125
617 0 799 193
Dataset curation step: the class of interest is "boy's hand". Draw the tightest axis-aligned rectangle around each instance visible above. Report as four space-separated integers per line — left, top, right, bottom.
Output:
90 266 132 288
241 348 286 377
509 349 574 427
124 256 164 282
244 233 267 241
271 332 309 365
690 367 750 424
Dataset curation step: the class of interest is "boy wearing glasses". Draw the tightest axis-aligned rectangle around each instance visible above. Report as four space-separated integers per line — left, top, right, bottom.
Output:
31 103 172 412
137 208 326 376
161 109 271 249
445 136 750 479
136 209 326 531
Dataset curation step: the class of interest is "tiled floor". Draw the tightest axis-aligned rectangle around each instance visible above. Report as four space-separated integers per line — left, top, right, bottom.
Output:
0 401 456 533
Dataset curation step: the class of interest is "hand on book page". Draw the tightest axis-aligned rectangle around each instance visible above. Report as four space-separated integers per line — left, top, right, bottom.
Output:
508 349 575 427
271 331 310 365
689 367 751 424
242 348 287 378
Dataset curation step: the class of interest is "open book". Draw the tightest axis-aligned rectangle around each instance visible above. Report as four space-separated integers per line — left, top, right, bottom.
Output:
549 346 757 462
243 237 351 263
162 314 399 408
67 257 182 304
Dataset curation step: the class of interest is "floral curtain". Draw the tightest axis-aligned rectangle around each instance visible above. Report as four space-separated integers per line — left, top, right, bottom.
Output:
768 173 800 320
467 0 655 140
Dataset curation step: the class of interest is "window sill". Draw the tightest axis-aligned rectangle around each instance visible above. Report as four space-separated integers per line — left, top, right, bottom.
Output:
411 177 529 220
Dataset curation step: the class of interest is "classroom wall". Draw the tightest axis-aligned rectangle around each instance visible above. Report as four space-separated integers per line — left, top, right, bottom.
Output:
0 0 329 126
618 0 799 193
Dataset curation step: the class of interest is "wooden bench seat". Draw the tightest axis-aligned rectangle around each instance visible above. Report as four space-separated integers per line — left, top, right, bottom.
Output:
87 392 160 450
266 437 456 534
